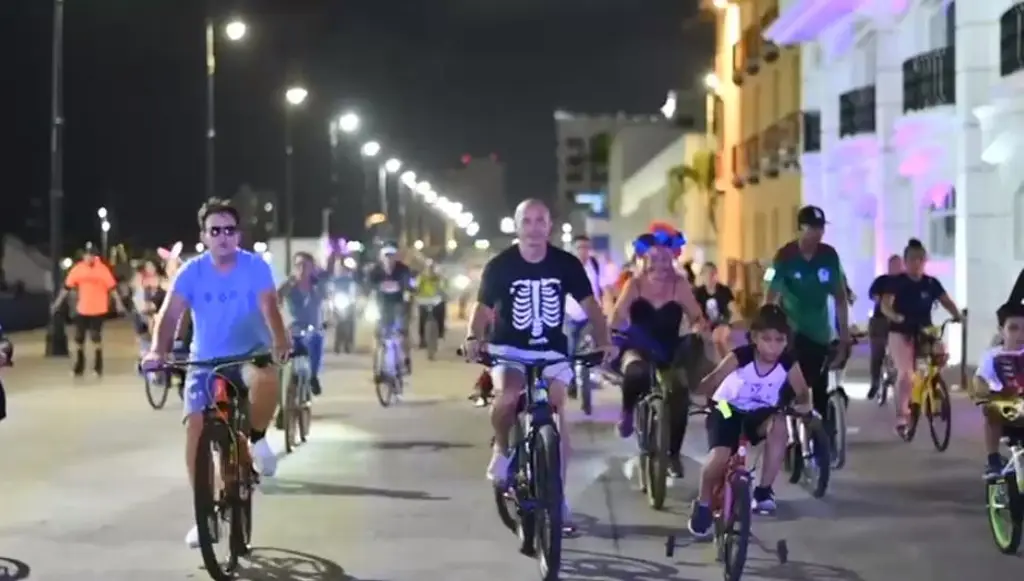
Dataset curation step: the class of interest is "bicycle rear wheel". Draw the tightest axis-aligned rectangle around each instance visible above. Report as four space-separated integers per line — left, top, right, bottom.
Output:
828 392 847 470
144 372 170 410
721 472 752 581
577 362 593 416
645 396 670 510
926 377 952 452
532 423 564 581
194 420 235 580
282 372 299 453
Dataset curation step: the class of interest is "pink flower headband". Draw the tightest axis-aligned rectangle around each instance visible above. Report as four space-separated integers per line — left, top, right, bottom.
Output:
156 241 183 265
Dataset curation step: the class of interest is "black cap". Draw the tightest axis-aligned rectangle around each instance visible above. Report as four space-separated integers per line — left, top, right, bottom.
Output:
797 205 827 228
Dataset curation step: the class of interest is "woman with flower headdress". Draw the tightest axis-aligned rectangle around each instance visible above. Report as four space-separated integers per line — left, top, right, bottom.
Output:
131 242 183 357
608 221 710 478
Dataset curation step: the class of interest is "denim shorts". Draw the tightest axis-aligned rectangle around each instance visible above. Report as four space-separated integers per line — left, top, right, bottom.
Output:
182 351 269 418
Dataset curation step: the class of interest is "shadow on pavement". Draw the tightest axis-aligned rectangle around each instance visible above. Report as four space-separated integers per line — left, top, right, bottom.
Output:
0 557 31 581
570 512 687 542
262 479 449 500
238 547 386 581
562 549 697 581
347 440 474 451
741 557 866 581
825 475 979 518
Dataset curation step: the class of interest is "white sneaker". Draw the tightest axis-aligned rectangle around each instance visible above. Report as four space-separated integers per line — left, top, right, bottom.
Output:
185 519 220 549
185 524 206 549
486 451 510 483
251 438 278 477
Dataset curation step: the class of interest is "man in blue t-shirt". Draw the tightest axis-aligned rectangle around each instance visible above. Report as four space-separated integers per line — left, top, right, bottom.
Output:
142 198 290 549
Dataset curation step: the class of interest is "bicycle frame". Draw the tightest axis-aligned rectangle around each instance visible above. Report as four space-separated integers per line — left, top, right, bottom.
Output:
909 321 954 406
713 437 751 520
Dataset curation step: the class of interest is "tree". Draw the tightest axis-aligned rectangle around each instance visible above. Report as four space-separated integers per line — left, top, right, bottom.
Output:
665 148 722 233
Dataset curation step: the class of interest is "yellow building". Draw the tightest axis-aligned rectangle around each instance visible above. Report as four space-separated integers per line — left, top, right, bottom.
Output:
708 0 806 303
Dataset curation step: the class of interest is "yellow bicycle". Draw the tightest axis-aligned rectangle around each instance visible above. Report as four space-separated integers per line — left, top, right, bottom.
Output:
901 314 966 451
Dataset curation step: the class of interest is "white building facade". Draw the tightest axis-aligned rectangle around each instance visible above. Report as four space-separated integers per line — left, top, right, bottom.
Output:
766 0 1023 364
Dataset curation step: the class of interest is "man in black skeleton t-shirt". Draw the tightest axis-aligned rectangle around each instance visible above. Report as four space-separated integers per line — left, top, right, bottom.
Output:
464 199 613 534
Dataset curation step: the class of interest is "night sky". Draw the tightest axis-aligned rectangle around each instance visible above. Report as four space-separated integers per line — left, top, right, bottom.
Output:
2 0 709 254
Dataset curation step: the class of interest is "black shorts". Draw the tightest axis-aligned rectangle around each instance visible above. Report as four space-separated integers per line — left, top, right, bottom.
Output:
706 402 777 453
73 315 105 344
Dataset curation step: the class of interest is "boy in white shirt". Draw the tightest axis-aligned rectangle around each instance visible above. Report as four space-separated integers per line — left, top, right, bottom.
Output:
971 302 1024 478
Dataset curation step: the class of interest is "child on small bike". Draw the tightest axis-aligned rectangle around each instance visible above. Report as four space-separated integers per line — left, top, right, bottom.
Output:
688 305 814 538
969 302 1024 478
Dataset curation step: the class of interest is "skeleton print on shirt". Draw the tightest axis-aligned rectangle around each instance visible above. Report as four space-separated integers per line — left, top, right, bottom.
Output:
510 278 563 346
478 244 593 354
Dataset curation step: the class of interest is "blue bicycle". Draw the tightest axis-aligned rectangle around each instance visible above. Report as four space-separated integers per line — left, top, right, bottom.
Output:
467 349 604 581
279 328 315 453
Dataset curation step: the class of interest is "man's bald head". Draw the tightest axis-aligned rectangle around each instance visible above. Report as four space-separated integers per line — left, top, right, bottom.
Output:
513 198 552 250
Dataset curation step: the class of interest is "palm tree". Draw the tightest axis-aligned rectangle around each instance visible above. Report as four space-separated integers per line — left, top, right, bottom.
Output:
665 148 721 232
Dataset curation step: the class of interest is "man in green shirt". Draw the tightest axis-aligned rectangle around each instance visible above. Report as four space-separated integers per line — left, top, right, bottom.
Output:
765 205 851 418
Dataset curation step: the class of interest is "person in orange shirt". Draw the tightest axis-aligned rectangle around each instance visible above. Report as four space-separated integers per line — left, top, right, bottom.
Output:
51 247 126 377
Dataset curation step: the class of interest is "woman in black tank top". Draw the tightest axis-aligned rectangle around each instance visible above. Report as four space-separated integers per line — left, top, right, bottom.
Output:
608 228 710 477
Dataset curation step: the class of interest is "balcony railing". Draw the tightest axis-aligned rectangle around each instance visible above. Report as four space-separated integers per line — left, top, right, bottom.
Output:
802 111 821 153
839 85 876 137
902 47 955 112
1001 4 1024 77
743 26 763 75
774 111 801 167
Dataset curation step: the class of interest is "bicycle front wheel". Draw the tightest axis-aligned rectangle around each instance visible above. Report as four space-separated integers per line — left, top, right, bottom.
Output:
645 397 670 510
926 377 952 452
722 472 752 581
828 392 847 470
193 420 236 580
987 477 1023 554
804 419 832 498
532 423 564 581
144 372 170 410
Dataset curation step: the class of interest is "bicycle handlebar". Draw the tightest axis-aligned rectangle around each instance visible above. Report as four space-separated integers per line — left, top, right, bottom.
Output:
975 396 1024 422
687 401 820 424
143 350 294 373
456 347 605 369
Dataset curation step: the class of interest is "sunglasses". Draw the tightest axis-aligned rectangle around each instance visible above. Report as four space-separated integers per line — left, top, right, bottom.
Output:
206 225 239 237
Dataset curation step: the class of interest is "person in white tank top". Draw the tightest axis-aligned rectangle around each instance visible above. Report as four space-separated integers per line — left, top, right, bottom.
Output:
687 305 815 539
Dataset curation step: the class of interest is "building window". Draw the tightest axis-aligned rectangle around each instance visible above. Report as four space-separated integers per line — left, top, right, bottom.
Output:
566 137 584 150
927 186 955 257
929 3 950 49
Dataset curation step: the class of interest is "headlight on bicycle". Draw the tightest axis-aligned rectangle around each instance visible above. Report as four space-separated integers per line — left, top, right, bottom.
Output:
333 293 352 310
364 302 381 322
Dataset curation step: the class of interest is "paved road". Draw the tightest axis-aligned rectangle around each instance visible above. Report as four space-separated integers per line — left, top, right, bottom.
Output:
0 323 1014 580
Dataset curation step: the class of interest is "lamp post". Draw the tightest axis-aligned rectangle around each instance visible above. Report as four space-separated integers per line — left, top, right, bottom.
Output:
283 85 308 265
46 0 68 356
384 158 403 246
360 140 383 240
205 16 247 199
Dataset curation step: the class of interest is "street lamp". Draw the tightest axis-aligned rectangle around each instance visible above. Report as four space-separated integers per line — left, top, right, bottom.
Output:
446 239 458 251
415 181 431 194
224 19 247 41
205 15 248 200
100 220 111 257
337 111 360 134
361 141 381 157
466 222 480 237
384 158 402 173
97 207 107 220
413 240 425 250
283 84 309 264
400 170 417 187
500 216 515 234
561 222 572 234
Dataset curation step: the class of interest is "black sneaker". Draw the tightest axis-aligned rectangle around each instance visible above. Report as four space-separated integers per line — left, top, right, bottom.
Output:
310 376 322 396
752 486 777 514
687 501 713 540
985 455 1006 480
